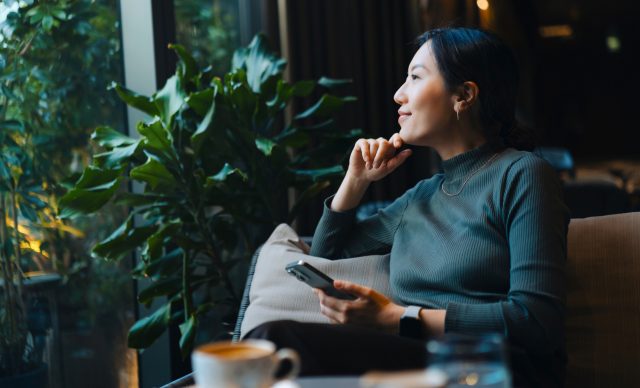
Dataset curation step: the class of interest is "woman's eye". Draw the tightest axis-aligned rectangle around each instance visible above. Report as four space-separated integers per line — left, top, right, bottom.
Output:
410 74 420 80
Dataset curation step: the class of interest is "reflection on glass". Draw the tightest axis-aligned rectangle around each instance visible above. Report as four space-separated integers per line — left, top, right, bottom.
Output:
174 0 240 75
426 333 512 388
0 0 134 387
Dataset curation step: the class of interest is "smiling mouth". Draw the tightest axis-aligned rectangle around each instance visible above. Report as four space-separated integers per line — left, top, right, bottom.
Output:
398 114 411 124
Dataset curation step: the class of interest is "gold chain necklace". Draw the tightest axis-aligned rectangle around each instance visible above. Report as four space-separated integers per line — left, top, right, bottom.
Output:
440 152 501 196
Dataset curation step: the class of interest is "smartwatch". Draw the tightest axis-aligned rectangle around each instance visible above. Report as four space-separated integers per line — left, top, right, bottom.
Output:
399 305 423 339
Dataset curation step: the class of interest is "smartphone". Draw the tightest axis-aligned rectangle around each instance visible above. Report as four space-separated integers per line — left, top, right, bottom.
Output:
285 260 357 300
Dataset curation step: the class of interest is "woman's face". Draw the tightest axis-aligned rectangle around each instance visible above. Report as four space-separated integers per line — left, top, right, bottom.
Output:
394 42 455 146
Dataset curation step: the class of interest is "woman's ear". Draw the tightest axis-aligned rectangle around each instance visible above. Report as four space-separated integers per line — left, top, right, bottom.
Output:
452 81 480 112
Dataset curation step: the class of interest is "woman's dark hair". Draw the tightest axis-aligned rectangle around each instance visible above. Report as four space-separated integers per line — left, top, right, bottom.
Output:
417 27 534 150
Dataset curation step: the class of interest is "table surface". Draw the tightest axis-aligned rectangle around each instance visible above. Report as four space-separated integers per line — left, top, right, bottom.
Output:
162 369 437 388
160 373 360 388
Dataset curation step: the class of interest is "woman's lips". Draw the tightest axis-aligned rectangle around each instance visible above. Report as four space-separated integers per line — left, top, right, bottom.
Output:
398 114 411 125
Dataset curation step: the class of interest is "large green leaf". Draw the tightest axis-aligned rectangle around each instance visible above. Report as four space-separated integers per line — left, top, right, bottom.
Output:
110 82 159 117
91 126 137 148
291 80 316 97
169 43 197 85
130 154 177 190
274 127 311 148
94 140 141 168
142 220 181 261
231 33 286 94
137 118 175 160
19 201 39 222
185 88 214 116
318 77 352 89
137 248 183 280
113 192 176 207
92 216 158 261
138 277 182 306
206 163 248 186
191 98 216 153
153 75 185 128
255 137 277 156
229 81 257 120
294 94 357 120
128 303 171 349
290 165 344 182
179 315 197 358
0 120 24 133
58 166 123 218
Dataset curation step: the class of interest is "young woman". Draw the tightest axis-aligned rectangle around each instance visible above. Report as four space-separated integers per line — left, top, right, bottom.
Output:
247 27 569 388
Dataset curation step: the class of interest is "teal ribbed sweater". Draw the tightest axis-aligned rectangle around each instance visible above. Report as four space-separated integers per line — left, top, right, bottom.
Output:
310 140 570 382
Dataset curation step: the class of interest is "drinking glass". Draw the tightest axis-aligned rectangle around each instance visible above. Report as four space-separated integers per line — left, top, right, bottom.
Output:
425 333 512 388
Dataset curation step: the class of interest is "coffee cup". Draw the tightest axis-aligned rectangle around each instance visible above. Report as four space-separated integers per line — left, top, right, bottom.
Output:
191 339 300 388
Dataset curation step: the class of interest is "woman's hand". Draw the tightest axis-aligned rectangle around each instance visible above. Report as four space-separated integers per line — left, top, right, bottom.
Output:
348 133 412 183
314 280 405 333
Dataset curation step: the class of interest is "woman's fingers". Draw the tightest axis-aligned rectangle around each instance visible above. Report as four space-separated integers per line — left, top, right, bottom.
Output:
353 134 407 172
316 289 348 311
368 139 379 169
389 133 404 149
385 149 413 171
315 289 349 323
354 139 371 166
373 138 393 168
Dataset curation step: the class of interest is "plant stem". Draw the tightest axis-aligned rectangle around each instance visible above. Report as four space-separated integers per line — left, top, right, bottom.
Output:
194 210 239 305
182 249 193 321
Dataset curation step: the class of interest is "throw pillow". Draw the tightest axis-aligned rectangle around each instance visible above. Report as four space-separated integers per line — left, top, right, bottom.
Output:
239 224 391 338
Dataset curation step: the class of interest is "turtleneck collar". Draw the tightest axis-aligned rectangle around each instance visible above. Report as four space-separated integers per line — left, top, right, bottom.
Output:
440 138 506 182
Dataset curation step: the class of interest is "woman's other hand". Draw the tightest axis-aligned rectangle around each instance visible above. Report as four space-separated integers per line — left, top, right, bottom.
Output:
314 280 404 333
348 133 412 183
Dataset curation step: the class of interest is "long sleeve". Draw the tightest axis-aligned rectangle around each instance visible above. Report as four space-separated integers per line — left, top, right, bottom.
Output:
444 155 570 355
309 186 416 259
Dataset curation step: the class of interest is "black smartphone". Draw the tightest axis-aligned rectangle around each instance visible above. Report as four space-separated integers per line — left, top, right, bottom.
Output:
285 260 357 300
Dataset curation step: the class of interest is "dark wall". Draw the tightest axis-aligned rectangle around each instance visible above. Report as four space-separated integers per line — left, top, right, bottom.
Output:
493 0 640 160
282 0 436 235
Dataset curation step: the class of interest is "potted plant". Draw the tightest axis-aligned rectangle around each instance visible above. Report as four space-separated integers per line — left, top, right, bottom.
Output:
1 1 129 385
0 117 50 387
59 34 360 356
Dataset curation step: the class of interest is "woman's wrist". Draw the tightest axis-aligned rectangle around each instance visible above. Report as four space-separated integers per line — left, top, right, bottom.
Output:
419 309 446 338
381 303 405 334
330 172 370 212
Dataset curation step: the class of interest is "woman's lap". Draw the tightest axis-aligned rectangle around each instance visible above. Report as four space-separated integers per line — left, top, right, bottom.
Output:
243 320 427 376
244 320 558 387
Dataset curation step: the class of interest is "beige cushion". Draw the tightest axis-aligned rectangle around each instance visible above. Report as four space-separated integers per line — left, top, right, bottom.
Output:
239 224 391 338
565 212 640 387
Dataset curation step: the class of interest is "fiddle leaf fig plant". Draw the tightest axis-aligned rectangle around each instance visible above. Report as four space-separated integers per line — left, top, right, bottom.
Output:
59 34 360 356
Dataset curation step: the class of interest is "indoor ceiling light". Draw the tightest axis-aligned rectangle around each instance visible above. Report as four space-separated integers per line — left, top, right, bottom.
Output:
476 0 489 11
606 35 621 52
539 25 573 38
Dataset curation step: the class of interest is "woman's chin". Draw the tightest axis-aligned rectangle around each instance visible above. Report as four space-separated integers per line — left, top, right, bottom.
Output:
398 128 417 146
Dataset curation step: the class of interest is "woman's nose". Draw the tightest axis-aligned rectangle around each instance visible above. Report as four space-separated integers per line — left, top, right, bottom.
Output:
394 83 407 105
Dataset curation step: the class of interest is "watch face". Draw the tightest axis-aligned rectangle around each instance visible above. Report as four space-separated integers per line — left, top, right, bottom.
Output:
400 317 422 339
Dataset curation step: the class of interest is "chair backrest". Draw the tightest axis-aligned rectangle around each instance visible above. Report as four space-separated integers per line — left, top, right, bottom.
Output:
565 212 640 387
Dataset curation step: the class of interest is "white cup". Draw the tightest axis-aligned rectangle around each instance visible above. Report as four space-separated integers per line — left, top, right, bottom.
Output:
191 339 301 388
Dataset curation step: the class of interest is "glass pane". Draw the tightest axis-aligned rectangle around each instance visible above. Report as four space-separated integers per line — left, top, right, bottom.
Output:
174 0 241 75
0 1 135 387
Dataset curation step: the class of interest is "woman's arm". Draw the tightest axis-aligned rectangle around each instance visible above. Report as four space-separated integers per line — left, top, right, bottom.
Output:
310 135 412 259
444 155 570 354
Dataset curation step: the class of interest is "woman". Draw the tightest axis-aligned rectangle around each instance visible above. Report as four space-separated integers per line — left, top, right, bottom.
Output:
247 27 569 387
